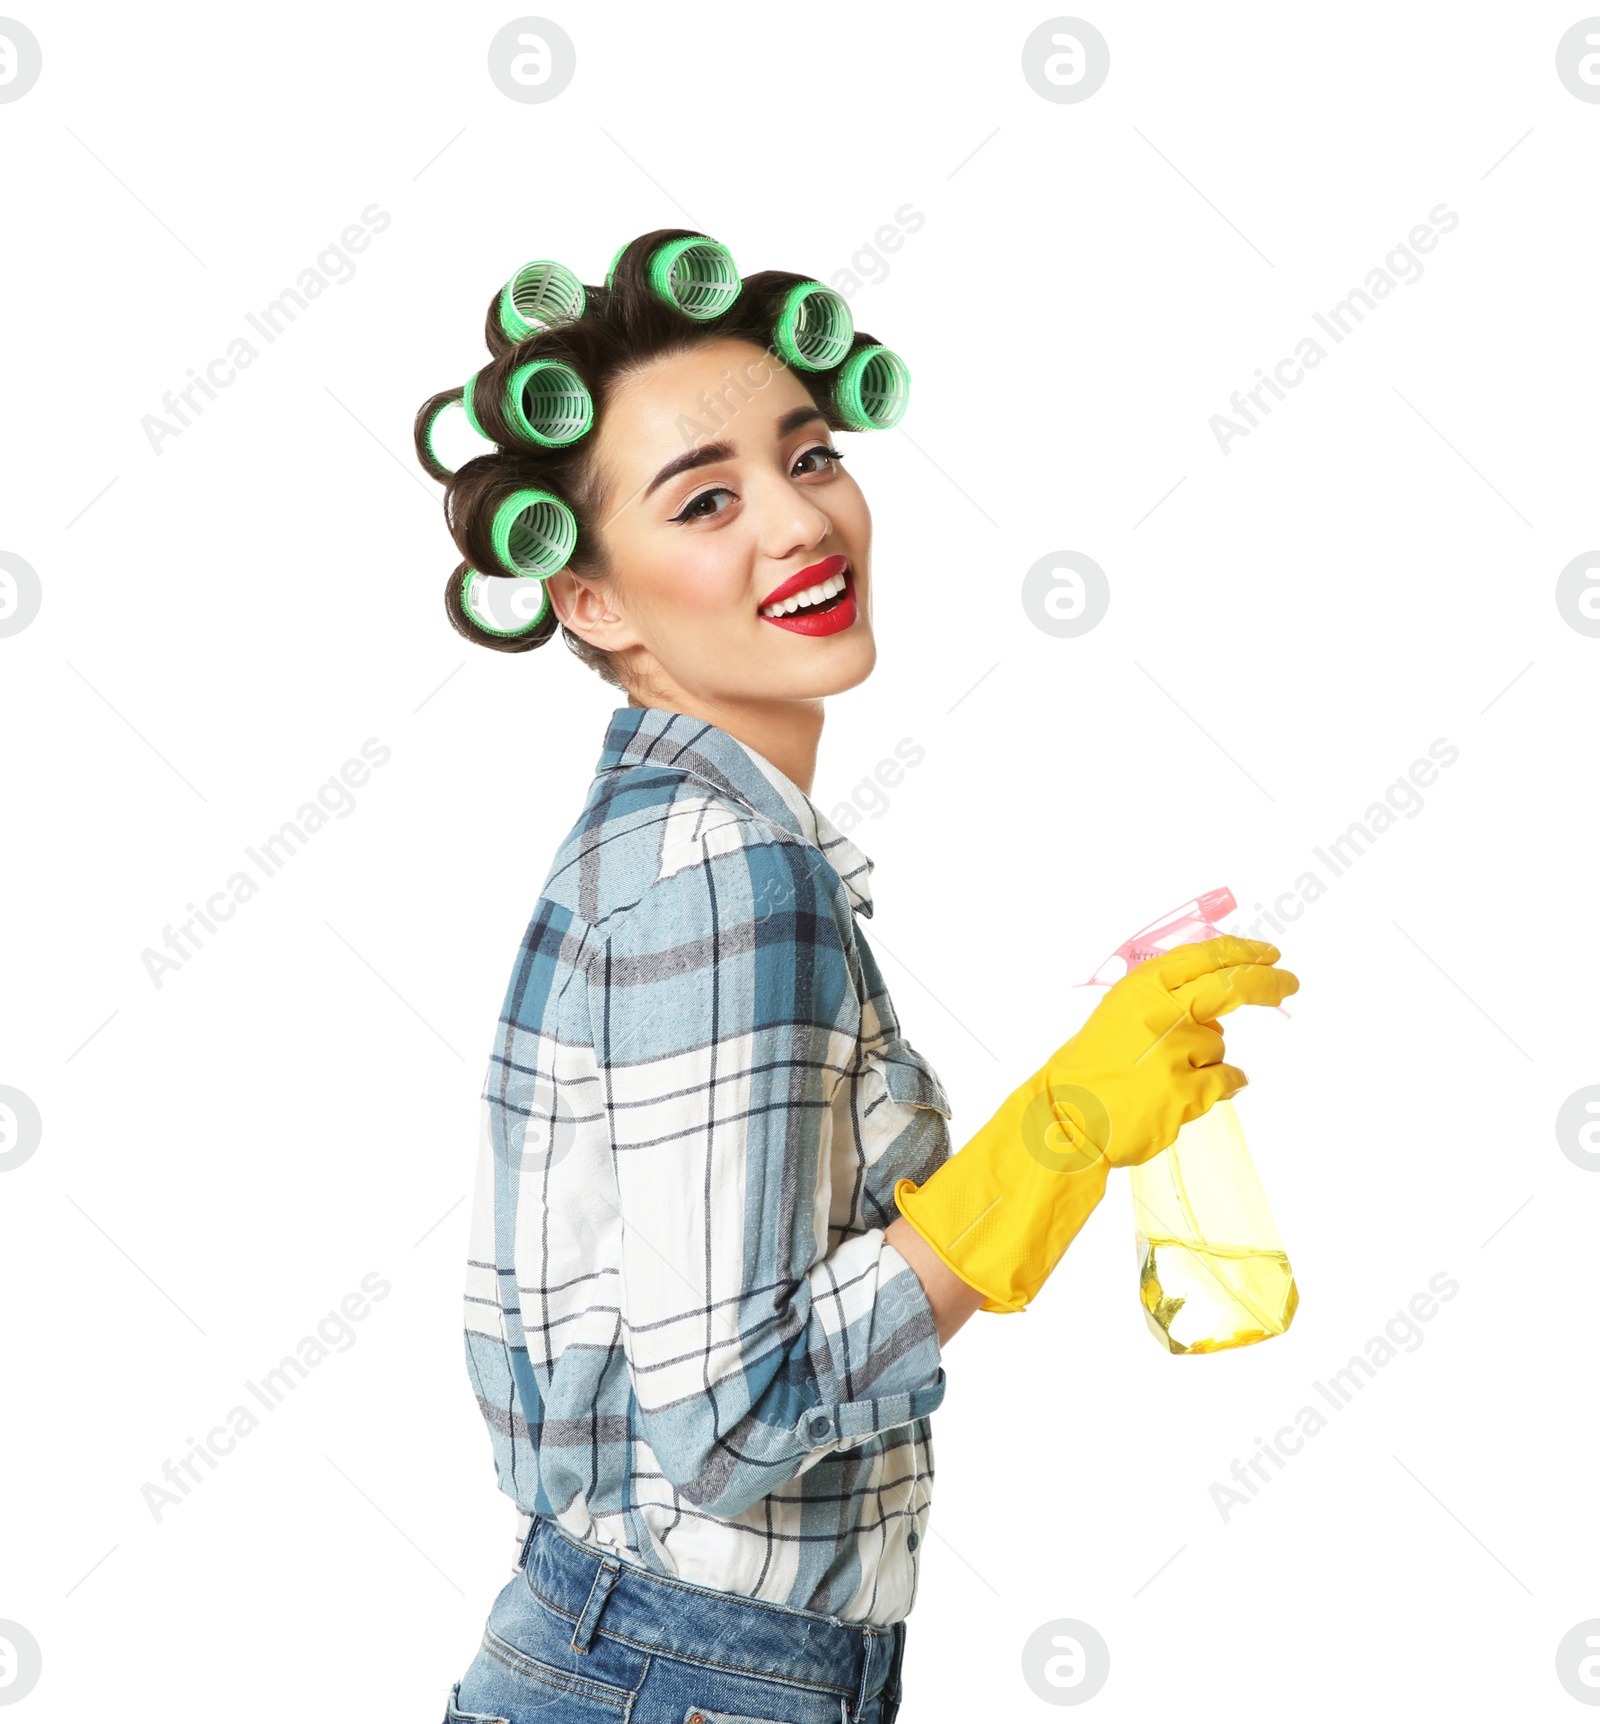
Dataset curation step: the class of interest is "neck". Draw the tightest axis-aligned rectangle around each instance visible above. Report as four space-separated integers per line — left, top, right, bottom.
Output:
628 693 824 795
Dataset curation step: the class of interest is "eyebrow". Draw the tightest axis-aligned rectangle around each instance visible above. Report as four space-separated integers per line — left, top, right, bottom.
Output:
642 404 830 501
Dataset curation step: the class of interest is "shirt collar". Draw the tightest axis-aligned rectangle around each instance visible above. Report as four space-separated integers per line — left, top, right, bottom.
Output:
593 704 875 918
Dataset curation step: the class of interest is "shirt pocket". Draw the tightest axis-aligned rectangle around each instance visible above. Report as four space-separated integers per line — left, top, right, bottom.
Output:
832 1035 953 1233
869 1035 952 1119
852 1034 952 1176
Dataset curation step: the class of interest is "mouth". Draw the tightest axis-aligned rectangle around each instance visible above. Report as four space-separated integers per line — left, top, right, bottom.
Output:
758 555 857 636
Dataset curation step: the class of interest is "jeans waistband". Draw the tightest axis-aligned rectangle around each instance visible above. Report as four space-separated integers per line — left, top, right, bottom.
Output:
520 1515 905 1715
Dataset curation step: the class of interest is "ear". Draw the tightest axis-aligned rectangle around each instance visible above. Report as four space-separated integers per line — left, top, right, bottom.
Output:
546 569 641 652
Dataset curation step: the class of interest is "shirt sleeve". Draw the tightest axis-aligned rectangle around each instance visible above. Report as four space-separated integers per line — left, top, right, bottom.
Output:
582 815 947 1521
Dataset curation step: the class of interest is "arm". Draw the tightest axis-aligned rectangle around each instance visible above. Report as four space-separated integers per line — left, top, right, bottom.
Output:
893 937 1299 1313
885 1216 988 1346
585 819 948 1520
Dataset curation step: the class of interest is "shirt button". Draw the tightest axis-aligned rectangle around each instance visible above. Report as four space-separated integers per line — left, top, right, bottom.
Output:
808 1414 831 1439
907 1532 919 1550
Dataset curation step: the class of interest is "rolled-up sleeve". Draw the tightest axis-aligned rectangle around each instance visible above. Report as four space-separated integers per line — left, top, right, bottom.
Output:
583 817 946 1520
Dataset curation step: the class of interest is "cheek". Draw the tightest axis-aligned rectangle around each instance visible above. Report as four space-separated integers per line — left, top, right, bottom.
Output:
835 478 871 543
648 533 752 625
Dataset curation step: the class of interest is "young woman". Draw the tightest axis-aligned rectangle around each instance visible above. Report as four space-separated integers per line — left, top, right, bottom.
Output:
416 230 1298 1724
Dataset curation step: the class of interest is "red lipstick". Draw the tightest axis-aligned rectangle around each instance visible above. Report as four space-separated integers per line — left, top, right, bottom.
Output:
758 555 857 637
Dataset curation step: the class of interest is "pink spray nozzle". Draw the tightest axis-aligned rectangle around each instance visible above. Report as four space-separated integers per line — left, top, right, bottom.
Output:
1192 887 1237 924
1075 884 1291 1018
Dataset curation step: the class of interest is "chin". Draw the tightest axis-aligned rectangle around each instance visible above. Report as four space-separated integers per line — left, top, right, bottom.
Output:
834 640 878 693
799 638 877 699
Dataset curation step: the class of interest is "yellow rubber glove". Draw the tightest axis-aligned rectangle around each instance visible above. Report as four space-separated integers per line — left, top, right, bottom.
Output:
893 936 1299 1314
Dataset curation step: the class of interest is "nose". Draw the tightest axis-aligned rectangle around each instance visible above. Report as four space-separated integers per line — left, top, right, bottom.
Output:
762 480 833 564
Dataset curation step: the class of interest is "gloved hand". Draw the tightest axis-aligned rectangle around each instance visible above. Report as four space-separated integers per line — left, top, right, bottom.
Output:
892 936 1299 1314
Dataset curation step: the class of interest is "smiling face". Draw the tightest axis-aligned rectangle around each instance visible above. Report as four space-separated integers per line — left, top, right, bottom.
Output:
546 336 875 712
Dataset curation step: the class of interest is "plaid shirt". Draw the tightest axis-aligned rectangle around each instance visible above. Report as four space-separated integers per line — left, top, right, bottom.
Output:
463 703 955 1625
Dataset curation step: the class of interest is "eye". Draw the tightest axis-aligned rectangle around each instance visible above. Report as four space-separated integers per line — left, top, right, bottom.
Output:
793 443 845 478
669 485 736 523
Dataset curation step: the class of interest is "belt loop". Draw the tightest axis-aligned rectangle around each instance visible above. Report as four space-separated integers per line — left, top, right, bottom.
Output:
516 1516 538 1571
570 1553 623 1654
849 1625 882 1723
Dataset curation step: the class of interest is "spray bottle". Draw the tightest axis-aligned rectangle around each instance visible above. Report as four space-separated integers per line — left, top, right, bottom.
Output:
1081 887 1299 1355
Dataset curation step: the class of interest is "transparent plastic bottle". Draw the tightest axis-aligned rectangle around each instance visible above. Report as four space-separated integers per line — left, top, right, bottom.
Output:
1081 887 1299 1355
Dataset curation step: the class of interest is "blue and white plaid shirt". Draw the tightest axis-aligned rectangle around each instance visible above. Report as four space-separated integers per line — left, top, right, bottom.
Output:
463 703 955 1625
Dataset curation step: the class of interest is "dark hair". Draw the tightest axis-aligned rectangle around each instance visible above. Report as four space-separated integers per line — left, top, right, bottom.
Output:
412 229 885 691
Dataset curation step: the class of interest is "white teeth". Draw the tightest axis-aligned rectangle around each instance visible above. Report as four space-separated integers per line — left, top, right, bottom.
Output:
760 570 847 618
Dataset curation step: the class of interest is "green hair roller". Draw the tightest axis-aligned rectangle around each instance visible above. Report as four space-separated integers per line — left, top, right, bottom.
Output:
459 566 552 637
496 260 587 342
422 398 452 471
421 392 488 478
773 281 855 372
504 359 593 446
461 371 489 440
835 344 911 430
489 487 578 579
463 361 593 448
645 236 741 320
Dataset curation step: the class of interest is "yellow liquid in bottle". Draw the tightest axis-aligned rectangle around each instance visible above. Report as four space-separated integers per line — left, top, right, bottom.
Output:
1129 1099 1298 1355
1137 1236 1298 1354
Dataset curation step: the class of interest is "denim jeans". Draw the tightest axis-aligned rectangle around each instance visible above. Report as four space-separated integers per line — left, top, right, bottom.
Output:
444 1515 907 1724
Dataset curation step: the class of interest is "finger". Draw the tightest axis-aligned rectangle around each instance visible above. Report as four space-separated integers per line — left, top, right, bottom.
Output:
1145 936 1280 991
1183 1022 1227 1069
1176 962 1299 1022
1180 1061 1248 1124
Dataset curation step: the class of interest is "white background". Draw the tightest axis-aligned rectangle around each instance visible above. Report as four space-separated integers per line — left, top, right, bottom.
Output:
2 1 1596 1717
